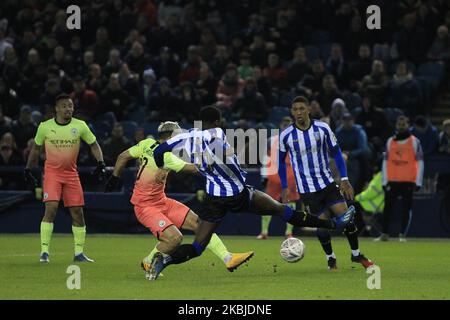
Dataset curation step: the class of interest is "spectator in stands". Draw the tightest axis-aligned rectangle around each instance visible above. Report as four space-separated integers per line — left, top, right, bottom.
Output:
134 127 146 144
355 95 392 159
102 123 132 166
103 48 123 78
360 59 389 109
87 64 107 95
264 53 287 91
90 27 112 66
70 76 101 121
0 133 24 189
237 51 254 80
39 79 62 111
316 74 343 115
179 45 203 84
68 36 83 70
0 26 12 61
216 63 245 109
126 41 152 77
0 106 12 136
116 63 138 97
394 12 428 64
286 46 311 88
10 105 37 150
326 43 350 89
336 112 371 193
411 115 439 156
250 34 270 67
46 65 72 93
329 98 349 130
101 73 133 121
0 132 24 166
210 45 231 79
198 28 218 63
1 46 22 92
139 68 158 106
179 82 201 123
296 59 326 98
195 62 218 105
232 78 267 122
427 25 450 61
387 61 422 116
228 35 245 64
21 48 46 104
78 50 95 78
152 46 180 85
252 66 273 107
438 119 450 154
48 46 73 75
149 77 181 121
309 99 325 120
349 44 373 91
0 78 20 119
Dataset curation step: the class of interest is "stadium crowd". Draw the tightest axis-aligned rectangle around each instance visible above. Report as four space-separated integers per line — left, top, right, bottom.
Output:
1 0 450 192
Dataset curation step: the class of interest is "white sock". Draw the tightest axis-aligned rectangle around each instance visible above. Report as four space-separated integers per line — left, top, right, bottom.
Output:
223 253 232 264
326 253 336 260
352 249 360 257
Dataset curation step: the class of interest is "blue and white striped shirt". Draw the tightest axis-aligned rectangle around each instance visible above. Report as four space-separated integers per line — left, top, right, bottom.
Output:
279 120 339 194
155 127 247 197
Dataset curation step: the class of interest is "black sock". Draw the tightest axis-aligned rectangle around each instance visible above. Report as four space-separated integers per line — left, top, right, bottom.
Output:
288 210 334 229
316 229 333 255
344 223 359 251
164 244 199 266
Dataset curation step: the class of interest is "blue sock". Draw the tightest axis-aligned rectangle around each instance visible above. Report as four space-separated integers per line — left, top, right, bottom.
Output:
283 205 293 222
192 241 205 256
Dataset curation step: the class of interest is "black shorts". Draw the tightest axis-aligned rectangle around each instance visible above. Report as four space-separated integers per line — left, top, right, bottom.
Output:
200 185 256 223
300 183 346 216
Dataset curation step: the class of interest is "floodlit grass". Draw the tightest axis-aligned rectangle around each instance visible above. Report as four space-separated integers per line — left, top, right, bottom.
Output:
1 234 449 300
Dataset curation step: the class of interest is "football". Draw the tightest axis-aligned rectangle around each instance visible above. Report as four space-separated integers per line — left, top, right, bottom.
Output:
280 237 305 263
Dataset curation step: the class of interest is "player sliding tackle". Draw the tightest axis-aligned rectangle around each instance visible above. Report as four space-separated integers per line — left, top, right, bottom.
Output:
147 105 356 280
105 121 254 279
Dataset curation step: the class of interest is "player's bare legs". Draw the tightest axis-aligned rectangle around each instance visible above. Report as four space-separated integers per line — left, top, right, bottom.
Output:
42 201 58 223
39 201 59 262
248 190 350 230
317 203 373 270
68 206 93 262
68 206 85 227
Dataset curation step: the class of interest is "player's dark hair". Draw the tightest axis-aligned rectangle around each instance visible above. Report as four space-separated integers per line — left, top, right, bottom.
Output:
291 96 310 106
199 105 222 123
397 115 410 124
55 93 71 104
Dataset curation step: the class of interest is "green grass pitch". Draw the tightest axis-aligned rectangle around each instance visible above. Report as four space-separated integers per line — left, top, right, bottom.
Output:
1 234 449 300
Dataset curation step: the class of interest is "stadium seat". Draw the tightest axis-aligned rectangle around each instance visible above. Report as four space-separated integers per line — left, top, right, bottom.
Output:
305 45 320 61
93 120 112 142
95 111 117 129
384 108 404 126
141 121 160 138
309 30 330 46
120 120 138 141
417 62 444 83
319 43 332 60
269 106 290 124
127 106 147 125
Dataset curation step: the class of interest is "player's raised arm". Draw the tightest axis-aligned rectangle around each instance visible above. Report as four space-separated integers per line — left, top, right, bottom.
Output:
154 131 193 168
